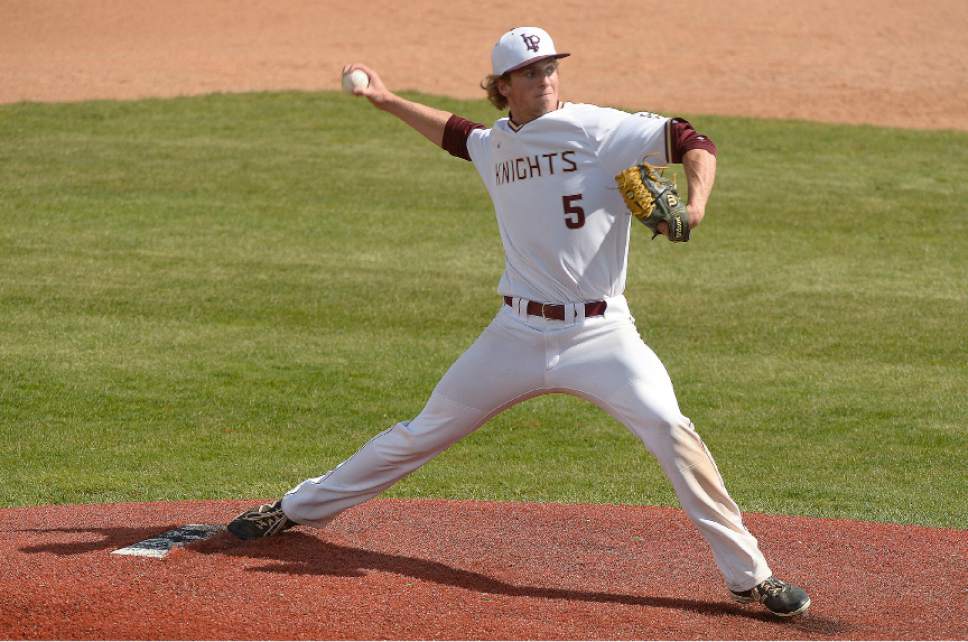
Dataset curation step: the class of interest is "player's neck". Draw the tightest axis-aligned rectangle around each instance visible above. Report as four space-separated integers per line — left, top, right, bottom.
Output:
508 101 564 127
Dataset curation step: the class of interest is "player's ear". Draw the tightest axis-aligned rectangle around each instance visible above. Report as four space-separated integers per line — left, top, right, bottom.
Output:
497 75 511 98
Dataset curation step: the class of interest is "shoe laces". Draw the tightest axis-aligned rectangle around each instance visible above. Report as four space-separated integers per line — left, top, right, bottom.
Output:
244 502 284 524
757 577 788 597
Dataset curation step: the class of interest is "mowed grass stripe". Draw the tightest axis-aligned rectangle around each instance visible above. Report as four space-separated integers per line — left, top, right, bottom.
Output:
1 92 965 528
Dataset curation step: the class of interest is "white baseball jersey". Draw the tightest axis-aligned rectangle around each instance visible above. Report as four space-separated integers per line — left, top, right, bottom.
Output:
465 103 671 304
281 101 776 593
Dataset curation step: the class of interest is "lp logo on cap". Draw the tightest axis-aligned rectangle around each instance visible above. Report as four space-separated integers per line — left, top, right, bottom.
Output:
521 34 541 52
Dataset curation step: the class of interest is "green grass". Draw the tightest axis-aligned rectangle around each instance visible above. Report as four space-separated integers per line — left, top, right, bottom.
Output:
1 92 965 528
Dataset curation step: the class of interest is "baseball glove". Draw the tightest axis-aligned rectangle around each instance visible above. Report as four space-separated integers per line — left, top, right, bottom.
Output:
615 162 690 242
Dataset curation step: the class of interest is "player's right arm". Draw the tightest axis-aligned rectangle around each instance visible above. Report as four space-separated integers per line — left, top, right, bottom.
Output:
343 63 452 147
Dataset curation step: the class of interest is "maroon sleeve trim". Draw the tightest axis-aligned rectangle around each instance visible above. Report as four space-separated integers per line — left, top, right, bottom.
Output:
667 118 718 163
442 114 486 161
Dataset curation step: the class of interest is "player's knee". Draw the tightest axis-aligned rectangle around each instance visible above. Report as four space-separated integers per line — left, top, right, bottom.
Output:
640 414 694 456
372 418 459 463
667 418 714 460
371 421 432 462
649 413 685 438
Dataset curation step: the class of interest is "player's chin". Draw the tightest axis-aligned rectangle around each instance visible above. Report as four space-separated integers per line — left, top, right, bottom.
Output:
535 94 558 113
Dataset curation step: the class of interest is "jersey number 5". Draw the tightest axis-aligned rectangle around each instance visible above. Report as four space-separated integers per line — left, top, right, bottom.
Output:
562 194 585 229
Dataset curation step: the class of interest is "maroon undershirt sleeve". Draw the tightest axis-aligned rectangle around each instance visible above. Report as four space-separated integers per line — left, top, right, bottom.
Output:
441 114 486 161
667 118 718 163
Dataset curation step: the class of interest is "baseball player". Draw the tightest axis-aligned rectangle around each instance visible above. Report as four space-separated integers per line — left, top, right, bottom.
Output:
228 27 811 618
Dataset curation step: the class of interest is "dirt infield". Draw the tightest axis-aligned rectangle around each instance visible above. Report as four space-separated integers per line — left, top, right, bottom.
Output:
2 0 967 130
3 3 968 640
2 499 966 640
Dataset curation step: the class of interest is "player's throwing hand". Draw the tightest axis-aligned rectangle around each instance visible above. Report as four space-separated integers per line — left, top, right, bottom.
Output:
231 26 810 620
341 63 391 107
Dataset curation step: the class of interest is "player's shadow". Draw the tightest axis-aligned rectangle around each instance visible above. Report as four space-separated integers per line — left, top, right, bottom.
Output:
16 525 844 634
16 525 179 556
197 531 844 633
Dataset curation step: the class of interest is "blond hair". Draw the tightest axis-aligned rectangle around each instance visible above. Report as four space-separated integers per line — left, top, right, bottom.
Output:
480 74 509 110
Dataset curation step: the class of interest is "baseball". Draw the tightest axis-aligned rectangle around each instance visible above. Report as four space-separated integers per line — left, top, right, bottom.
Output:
341 69 369 94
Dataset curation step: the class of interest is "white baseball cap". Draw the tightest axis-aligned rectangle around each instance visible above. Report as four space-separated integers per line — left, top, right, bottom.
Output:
491 26 570 76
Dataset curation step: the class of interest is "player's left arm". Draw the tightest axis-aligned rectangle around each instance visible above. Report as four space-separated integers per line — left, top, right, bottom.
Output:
668 118 718 230
681 148 716 229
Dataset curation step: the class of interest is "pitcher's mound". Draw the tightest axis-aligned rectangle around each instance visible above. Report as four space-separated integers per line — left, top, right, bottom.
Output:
2 498 964 639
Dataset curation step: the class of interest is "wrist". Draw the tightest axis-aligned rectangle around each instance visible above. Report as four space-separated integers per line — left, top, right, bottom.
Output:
686 201 706 228
372 91 401 112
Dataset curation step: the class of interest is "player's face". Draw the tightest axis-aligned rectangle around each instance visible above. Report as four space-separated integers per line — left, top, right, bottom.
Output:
501 59 560 124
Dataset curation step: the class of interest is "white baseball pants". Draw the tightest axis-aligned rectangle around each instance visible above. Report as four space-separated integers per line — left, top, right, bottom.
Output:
282 295 772 591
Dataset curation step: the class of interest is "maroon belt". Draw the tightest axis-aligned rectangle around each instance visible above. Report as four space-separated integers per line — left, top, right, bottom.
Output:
504 296 607 320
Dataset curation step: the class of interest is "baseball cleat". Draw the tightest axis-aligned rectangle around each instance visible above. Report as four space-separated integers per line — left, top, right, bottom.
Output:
729 576 811 617
227 500 296 540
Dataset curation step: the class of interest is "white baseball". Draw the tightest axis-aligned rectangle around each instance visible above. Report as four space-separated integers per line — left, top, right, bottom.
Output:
341 69 370 94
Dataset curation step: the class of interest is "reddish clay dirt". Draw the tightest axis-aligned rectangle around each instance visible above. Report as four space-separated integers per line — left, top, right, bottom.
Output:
2 0 967 130
2 499 966 640
3 3 968 640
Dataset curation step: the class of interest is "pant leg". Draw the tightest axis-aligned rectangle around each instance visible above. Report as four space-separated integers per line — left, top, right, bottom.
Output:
548 307 772 591
282 310 546 527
